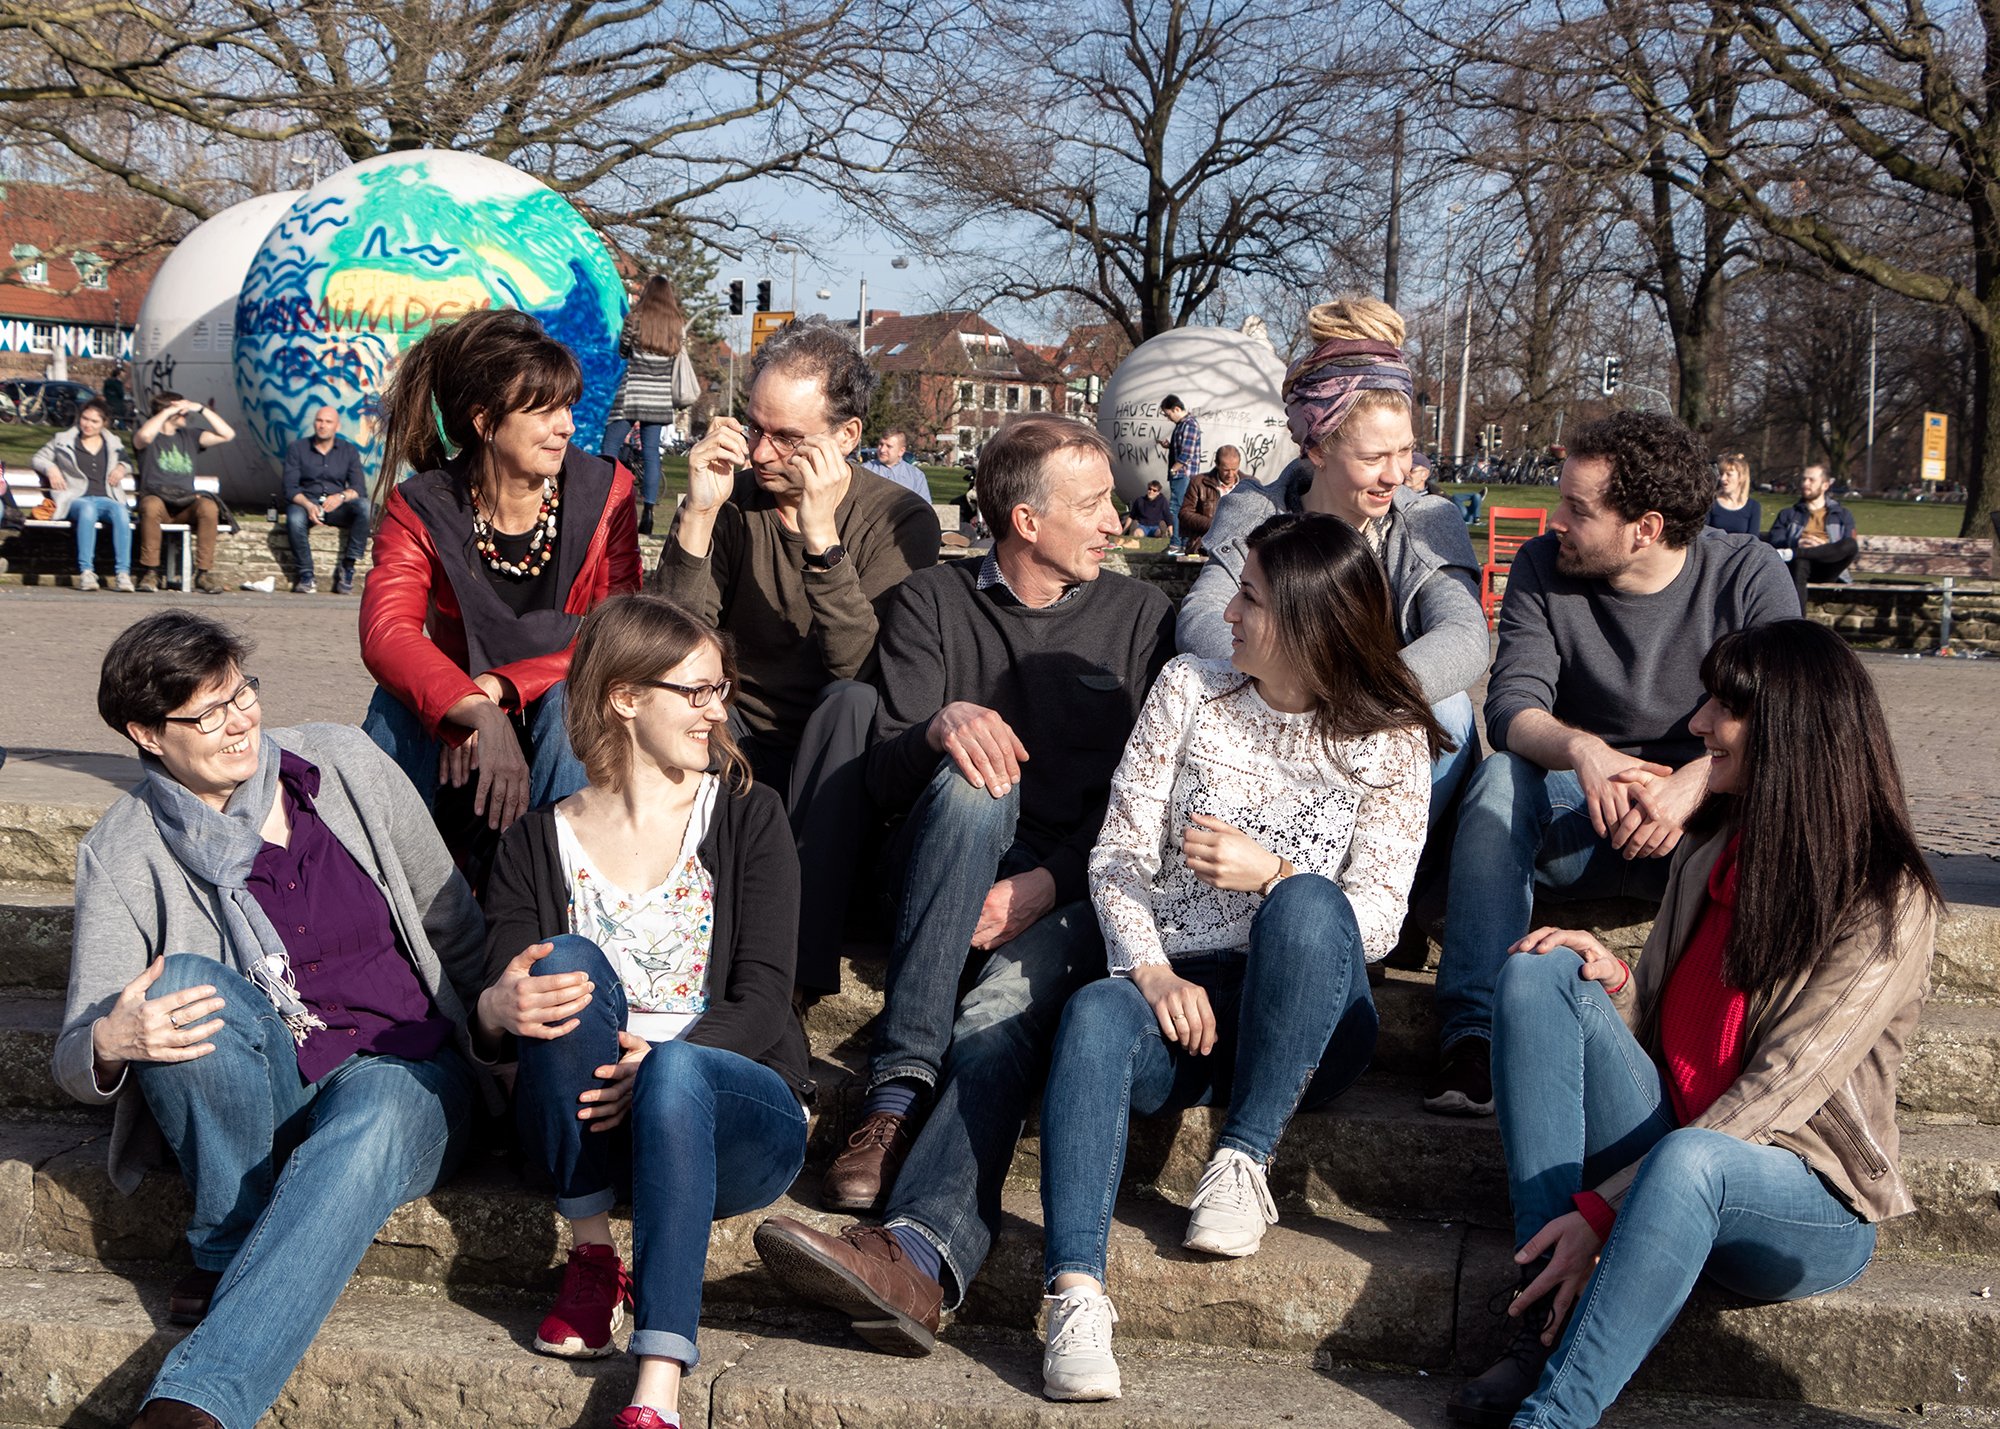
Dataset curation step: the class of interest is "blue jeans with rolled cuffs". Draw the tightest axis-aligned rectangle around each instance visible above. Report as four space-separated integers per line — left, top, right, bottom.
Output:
512 935 807 1367
1039 875 1376 1285
1493 948 1877 1429
1436 754 1672 1051
869 760 1105 1308
133 954 478 1429
362 680 589 814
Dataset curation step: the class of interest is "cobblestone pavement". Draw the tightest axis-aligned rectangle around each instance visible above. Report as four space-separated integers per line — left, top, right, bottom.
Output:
4 586 1998 857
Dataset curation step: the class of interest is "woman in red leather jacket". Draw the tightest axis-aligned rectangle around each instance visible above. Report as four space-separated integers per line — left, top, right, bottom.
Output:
360 309 642 879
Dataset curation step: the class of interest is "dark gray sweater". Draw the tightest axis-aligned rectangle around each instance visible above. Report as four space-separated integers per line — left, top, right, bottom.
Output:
868 560 1177 906
1486 531 1799 768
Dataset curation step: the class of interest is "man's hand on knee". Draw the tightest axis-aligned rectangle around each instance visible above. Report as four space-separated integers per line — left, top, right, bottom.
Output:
970 867 1056 950
928 701 1029 797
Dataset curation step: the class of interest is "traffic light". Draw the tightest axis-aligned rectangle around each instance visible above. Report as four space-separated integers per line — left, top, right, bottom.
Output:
1484 422 1503 452
1601 355 1622 396
756 280 772 313
728 280 743 316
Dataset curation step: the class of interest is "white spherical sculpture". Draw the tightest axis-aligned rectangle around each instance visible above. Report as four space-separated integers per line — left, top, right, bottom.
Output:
132 191 304 505
1097 326 1299 504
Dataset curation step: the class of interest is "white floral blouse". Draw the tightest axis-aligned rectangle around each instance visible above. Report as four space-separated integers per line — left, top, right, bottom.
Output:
1090 656 1430 973
556 774 719 1043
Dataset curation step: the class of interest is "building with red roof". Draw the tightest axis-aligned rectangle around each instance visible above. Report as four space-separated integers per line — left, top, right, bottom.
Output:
860 310 1080 456
0 180 181 383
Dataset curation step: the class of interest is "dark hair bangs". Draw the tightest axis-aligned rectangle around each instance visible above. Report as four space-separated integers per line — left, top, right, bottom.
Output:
503 344 585 416
1699 629 1760 718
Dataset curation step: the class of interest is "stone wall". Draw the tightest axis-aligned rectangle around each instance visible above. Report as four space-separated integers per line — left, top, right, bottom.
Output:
1805 582 2000 652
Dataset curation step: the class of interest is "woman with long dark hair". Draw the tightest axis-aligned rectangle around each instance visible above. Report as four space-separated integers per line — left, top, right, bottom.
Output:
604 276 701 535
1036 512 1447 1402
478 593 808 1429
1449 619 1942 1429
361 308 642 880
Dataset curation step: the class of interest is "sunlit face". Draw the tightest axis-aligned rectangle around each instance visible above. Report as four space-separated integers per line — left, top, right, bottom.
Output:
1719 461 1749 502
129 667 263 806
745 368 861 494
1222 547 1285 685
77 407 105 440
626 642 731 777
313 408 339 441
481 402 574 483
1216 448 1241 481
1310 404 1414 524
1550 457 1640 579
1800 467 1831 502
877 432 907 466
1688 694 1750 796
1019 447 1123 585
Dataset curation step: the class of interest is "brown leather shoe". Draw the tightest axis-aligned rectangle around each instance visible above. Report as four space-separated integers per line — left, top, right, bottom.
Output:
131 1399 222 1428
167 1266 222 1326
821 1110 913 1213
752 1216 941 1355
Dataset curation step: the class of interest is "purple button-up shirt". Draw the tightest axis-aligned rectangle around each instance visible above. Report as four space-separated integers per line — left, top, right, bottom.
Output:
246 751 452 1083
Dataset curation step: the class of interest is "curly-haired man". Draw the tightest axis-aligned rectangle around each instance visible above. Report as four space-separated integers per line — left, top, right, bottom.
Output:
1424 411 1798 1117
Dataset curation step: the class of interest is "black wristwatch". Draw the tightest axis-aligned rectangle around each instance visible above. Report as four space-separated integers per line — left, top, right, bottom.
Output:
802 543 848 572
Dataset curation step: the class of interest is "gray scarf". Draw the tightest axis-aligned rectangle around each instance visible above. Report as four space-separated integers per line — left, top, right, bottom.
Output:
139 735 328 1045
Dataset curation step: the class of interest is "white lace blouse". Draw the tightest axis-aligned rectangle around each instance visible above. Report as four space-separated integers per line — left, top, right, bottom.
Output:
1090 656 1430 972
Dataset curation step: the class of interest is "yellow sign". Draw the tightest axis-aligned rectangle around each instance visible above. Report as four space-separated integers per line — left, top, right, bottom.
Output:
751 311 794 352
1921 411 1948 484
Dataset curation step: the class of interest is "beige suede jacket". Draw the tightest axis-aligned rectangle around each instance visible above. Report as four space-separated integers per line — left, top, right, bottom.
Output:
1595 823 1936 1223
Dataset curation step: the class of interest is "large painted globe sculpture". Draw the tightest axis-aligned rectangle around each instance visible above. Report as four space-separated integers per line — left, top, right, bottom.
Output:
1097 325 1299 505
133 190 305 505
233 150 626 486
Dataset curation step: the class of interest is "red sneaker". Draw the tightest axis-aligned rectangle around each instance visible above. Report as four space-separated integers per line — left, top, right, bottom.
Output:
534 1242 633 1358
612 1409 677 1428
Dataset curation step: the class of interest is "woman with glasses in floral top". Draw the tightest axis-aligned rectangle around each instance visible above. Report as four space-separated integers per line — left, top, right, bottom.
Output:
476 593 810 1429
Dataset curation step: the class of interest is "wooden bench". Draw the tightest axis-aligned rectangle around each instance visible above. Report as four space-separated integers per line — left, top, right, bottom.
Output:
2 465 193 591
1814 517 2000 647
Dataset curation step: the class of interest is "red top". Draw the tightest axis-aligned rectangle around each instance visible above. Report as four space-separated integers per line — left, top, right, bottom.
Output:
359 460 642 743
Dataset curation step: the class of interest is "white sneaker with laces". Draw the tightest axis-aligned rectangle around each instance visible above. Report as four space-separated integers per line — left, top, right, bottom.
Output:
76 570 99 592
1041 1288 1121 1401
1183 1147 1279 1258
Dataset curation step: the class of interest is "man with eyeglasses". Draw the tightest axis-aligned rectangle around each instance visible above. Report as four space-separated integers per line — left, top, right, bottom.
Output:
650 315 940 1000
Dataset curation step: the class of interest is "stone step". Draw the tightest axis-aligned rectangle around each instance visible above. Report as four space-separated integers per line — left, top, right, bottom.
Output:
0 886 69 992
0 1270 1970 1429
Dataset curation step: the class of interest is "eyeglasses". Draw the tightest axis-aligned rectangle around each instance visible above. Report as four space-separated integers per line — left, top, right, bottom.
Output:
742 423 817 459
637 678 733 708
162 677 260 735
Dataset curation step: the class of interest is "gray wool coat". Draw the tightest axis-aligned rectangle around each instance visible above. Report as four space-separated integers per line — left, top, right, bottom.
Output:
54 723 492 1192
1175 460 1489 704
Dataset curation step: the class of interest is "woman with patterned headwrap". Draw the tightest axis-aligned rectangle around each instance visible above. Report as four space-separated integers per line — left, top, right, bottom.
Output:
1177 296 1487 844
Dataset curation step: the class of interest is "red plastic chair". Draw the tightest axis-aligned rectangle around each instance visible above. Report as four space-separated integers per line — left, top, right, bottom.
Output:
1480 506 1549 627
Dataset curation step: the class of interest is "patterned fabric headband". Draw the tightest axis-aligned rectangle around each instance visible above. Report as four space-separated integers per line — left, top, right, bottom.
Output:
1283 337 1413 454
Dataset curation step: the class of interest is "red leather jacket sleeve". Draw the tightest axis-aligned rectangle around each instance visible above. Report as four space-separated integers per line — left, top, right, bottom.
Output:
359 489 483 740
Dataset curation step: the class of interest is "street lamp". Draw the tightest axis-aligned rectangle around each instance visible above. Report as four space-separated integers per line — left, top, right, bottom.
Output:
773 242 802 311
1434 202 1467 454
1453 262 1474 469
1865 296 1879 491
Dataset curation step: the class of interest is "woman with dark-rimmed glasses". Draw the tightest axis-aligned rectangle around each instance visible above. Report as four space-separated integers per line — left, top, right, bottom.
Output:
477 593 809 1429
54 610 491 1429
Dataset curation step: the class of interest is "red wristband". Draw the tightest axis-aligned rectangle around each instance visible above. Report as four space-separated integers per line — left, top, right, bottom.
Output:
1604 959 1630 996
1571 1191 1617 1242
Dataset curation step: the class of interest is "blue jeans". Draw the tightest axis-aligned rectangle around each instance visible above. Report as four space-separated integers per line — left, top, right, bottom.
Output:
603 420 665 505
872 761 1104 1307
285 496 372 582
1435 755 1672 1050
1428 691 1480 832
67 494 131 574
362 681 589 814
513 936 807 1367
1493 950 1877 1428
134 955 478 1429
1039 876 1376 1284
1166 473 1192 545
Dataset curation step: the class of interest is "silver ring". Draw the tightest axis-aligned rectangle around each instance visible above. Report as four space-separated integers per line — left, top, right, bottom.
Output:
1172 1012 1187 1022
168 1012 182 1029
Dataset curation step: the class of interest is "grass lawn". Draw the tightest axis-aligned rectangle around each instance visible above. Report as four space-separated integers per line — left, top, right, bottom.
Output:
0 424 56 468
1451 483 1969 542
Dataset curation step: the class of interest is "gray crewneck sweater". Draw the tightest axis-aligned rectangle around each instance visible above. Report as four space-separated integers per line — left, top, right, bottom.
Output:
1485 531 1799 767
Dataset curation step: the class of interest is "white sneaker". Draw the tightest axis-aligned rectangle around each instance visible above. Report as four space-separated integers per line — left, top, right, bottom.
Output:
112 573 136 592
76 570 99 591
1183 1147 1278 1258
1041 1289 1121 1401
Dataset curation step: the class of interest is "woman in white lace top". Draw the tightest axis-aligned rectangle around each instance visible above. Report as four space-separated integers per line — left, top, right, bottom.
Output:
1036 512 1449 1403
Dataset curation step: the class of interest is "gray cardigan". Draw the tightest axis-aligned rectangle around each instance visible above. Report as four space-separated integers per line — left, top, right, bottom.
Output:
55 723 491 1192
1176 461 1489 703
30 424 127 520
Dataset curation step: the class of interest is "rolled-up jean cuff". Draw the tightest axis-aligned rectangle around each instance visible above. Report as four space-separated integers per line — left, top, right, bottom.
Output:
628 1328 700 1368
139 1383 233 1429
554 1187 618 1221
1440 1027 1488 1052
884 1216 963 1310
866 1063 939 1095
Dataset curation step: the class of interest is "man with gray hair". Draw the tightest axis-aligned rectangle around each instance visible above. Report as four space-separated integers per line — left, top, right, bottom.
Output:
652 315 940 997
754 413 1176 1362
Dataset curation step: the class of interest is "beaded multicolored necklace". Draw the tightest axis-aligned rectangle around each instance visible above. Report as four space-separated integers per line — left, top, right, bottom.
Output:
473 477 559 578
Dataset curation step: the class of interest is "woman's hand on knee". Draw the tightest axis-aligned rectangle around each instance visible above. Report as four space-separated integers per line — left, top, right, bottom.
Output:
580 1030 650 1132
1516 1210 1604 1346
476 943 595 1042
1130 963 1218 1055
1509 927 1624 985
91 958 224 1075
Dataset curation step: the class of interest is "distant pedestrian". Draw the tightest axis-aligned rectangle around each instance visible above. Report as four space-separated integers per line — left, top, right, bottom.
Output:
1766 464 1857 603
604 276 701 537
31 400 134 592
1706 452 1762 538
1177 445 1243 555
866 429 934 503
132 393 235 595
281 407 371 595
1158 395 1202 554
1119 480 1172 541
